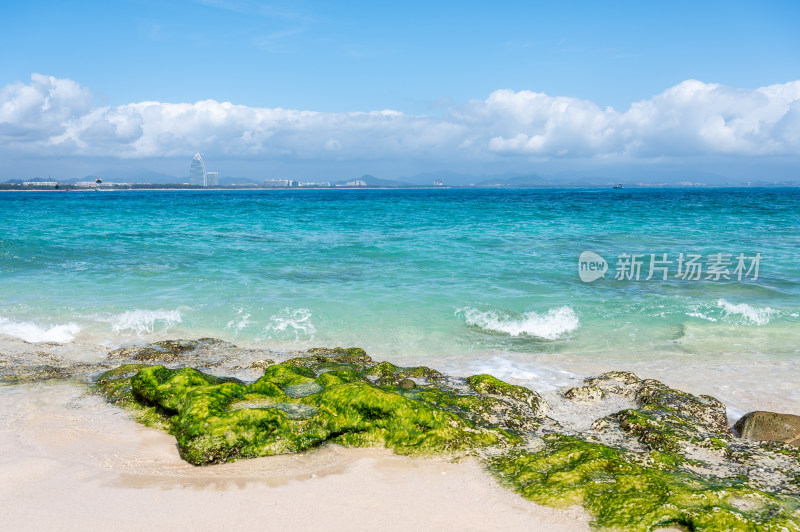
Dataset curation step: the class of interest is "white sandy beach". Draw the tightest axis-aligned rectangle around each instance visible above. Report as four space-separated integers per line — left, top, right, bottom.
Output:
0 383 589 531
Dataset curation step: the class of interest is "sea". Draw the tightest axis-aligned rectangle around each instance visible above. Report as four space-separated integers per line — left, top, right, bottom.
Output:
1 187 798 420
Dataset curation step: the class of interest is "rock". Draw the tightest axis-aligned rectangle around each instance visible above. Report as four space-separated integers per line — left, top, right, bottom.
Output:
249 359 275 370
399 378 416 390
108 339 199 361
107 338 232 365
563 385 604 403
589 370 640 385
92 343 800 531
465 374 549 417
490 434 800 532
734 411 800 446
634 378 731 435
97 352 521 466
3 364 69 383
0 349 107 385
584 371 641 399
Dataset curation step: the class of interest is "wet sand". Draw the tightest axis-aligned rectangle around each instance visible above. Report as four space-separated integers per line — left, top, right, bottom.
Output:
0 383 589 531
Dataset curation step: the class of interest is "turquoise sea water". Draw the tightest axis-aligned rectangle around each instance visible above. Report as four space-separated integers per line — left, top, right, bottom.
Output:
1 188 798 411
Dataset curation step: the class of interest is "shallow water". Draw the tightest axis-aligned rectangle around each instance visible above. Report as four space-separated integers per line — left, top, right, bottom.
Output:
1 188 798 412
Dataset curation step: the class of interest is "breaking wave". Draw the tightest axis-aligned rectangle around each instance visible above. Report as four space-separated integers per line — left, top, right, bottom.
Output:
0 317 81 343
457 306 579 340
105 309 183 335
226 308 252 336
264 307 316 341
716 298 775 326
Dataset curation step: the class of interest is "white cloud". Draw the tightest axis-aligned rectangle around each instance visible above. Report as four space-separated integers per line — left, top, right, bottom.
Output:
0 74 92 141
1 74 799 163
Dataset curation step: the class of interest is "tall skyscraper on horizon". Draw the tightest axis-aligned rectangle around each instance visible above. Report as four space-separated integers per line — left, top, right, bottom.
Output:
189 153 206 186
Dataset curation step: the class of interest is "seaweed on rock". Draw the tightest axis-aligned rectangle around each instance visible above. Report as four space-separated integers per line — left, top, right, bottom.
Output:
96 350 522 465
490 435 800 531
94 345 800 531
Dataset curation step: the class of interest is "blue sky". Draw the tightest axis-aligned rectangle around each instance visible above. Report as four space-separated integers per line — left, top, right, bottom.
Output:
1 0 799 181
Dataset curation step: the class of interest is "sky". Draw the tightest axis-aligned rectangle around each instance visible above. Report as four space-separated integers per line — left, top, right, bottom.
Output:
1 0 799 182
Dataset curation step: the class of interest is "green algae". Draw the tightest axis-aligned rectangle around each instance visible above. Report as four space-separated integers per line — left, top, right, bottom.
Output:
490 435 800 531
96 356 519 466
413 387 542 433
95 363 172 430
466 373 548 417
94 346 800 530
283 381 324 398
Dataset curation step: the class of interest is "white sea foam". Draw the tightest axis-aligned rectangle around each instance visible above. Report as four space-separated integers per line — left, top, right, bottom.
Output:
717 298 775 325
264 308 316 341
0 317 81 343
105 309 183 335
226 308 252 336
686 311 718 322
457 354 582 392
458 306 579 340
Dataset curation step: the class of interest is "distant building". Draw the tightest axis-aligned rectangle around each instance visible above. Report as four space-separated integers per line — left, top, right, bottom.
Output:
190 153 207 186
433 178 444 186
23 181 58 187
188 153 220 187
345 179 367 186
299 181 330 187
264 179 298 187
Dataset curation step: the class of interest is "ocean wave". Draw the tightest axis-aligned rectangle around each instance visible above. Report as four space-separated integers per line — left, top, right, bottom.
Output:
226 308 252 336
717 298 775 326
104 309 183 335
686 311 718 322
0 317 81 343
264 308 316 341
457 306 579 340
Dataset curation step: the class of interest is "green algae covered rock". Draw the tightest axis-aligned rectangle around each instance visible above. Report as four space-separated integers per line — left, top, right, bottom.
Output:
94 345 800 530
97 349 524 465
95 363 172 431
491 434 800 532
542 370 800 530
466 373 548 417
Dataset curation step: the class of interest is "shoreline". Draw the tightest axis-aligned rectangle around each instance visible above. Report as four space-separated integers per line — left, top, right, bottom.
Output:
2 339 799 530
3 185 800 192
2 333 798 422
0 382 589 531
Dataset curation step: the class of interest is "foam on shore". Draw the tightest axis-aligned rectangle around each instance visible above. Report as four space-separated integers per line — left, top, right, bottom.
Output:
457 306 579 340
0 317 81 343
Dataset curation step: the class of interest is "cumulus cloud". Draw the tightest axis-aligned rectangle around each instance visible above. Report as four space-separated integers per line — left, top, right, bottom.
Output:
1 74 799 163
0 74 92 142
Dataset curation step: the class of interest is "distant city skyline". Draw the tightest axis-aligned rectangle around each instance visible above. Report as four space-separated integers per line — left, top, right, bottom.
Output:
1 1 798 181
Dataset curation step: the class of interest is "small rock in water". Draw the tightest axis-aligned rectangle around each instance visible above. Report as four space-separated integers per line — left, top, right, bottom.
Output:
734 411 800 446
563 385 604 403
249 359 275 370
399 378 416 390
282 381 324 398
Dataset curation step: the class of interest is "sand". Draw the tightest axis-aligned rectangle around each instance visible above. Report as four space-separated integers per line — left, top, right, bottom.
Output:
0 383 589 531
